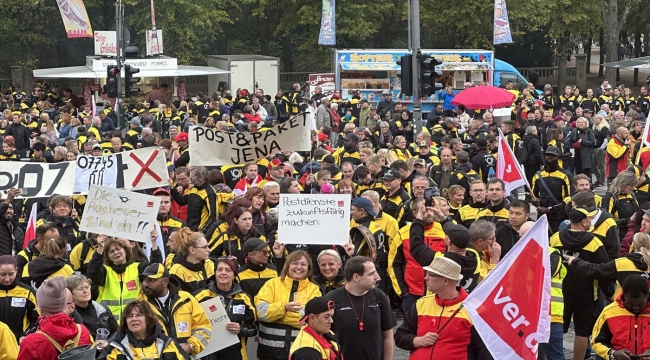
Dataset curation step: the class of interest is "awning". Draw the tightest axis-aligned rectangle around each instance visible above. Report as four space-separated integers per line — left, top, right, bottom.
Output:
34 65 229 79
601 56 650 68
339 62 400 71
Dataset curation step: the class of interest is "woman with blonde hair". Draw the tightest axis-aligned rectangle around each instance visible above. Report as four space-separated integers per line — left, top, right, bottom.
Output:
359 147 374 164
69 117 82 139
602 170 640 240
41 118 58 146
567 232 650 297
20 236 73 289
445 185 465 218
314 249 345 294
255 250 321 360
168 228 214 302
377 148 397 166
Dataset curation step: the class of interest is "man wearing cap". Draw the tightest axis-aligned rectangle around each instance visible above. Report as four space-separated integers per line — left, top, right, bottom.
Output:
172 132 190 168
550 206 611 360
606 127 631 184
333 132 362 166
531 146 573 232
394 257 491 359
138 263 212 356
389 197 446 313
289 297 342 360
380 169 410 226
236 238 279 298
414 140 440 169
153 188 185 255
258 159 287 189
124 117 145 149
469 137 495 183
17 276 93 360
90 143 103 157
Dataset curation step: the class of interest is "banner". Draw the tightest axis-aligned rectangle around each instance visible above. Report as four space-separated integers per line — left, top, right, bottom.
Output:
196 297 240 357
73 147 169 193
309 73 336 97
278 194 350 245
189 113 311 166
94 31 117 56
464 216 551 360
496 129 529 194
57 0 93 38
318 0 336 45
80 185 161 243
146 30 164 56
493 0 512 45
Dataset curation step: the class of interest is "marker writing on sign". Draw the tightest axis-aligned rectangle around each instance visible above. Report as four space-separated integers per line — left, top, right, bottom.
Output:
83 188 149 232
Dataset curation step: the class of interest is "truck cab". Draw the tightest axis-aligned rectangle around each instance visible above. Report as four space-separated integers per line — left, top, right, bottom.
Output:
493 59 529 90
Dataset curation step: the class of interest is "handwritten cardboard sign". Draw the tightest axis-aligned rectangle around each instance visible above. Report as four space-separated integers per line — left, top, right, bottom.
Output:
196 297 240 357
189 113 311 166
278 194 351 245
79 185 161 243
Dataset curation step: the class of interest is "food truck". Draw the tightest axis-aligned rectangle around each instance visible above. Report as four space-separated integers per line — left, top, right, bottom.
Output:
333 49 530 112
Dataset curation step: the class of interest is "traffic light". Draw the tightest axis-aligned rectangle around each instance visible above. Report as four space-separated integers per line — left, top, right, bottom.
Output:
124 64 140 97
106 65 119 99
396 55 413 96
419 56 443 97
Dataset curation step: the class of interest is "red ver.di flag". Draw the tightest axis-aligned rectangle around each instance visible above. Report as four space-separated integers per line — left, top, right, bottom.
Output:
496 128 528 194
463 215 551 360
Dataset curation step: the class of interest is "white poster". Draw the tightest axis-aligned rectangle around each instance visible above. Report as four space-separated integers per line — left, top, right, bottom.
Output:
196 297 240 357
0 162 75 198
73 147 169 193
79 185 161 243
278 194 351 245
94 31 117 56
145 29 163 56
189 113 311 166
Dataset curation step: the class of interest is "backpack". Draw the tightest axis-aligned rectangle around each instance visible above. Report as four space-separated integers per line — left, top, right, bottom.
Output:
36 324 96 360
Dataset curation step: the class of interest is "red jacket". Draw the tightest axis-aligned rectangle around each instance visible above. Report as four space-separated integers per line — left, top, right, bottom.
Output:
606 136 630 179
620 218 637 256
592 294 650 358
171 185 189 222
17 313 92 360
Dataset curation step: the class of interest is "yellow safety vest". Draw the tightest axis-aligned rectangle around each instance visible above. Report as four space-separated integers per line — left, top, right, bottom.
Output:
98 262 140 323
550 247 565 323
290 326 341 359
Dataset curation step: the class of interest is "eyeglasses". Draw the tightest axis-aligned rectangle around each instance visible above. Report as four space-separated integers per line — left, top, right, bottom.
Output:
126 313 145 319
75 285 91 292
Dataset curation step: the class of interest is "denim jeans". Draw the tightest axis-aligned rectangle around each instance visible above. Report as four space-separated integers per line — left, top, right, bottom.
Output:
401 293 420 314
538 323 565 360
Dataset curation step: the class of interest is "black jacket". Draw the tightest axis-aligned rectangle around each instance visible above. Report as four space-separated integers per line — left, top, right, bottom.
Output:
0 203 24 256
75 301 119 340
5 122 30 150
523 133 544 165
495 222 520 259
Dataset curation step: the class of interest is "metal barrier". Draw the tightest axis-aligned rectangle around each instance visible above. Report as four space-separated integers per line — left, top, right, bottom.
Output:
517 67 577 78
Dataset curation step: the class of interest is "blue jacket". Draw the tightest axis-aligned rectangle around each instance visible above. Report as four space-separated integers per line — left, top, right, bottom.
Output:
439 91 456 111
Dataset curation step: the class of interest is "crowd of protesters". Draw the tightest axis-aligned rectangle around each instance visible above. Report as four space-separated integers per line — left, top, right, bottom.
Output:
2 78 650 360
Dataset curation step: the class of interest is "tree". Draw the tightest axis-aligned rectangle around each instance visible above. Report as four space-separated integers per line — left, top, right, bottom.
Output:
602 0 633 83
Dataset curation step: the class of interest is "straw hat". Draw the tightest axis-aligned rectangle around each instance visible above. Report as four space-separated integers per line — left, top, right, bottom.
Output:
423 257 463 281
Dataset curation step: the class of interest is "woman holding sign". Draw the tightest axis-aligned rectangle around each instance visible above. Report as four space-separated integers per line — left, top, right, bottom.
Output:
210 207 265 266
255 250 322 360
88 231 162 324
203 256 257 360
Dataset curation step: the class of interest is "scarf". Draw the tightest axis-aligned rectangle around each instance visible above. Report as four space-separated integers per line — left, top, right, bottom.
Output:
303 325 342 360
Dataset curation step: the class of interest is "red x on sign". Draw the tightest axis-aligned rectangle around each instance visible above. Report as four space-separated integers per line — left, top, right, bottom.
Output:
130 150 162 187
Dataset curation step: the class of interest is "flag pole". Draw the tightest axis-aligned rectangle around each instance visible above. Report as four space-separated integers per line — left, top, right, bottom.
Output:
436 303 464 335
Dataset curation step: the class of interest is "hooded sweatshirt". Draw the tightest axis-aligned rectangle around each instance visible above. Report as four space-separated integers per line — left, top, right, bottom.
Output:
17 312 92 360
549 228 611 303
21 256 73 289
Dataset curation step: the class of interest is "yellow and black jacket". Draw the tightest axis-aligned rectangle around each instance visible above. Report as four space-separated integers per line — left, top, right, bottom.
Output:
204 282 257 359
36 214 81 249
355 180 387 199
16 240 41 275
0 280 39 340
558 94 577 110
549 229 611 303
20 256 74 289
591 211 622 261
636 178 650 205
98 323 189 360
591 296 650 360
170 182 219 232
169 257 215 302
290 326 343 360
390 148 412 162
601 192 638 239
571 252 649 299
254 277 322 359
157 215 185 255
236 261 278 299
209 230 267 266
0 152 20 161
137 278 212 356
454 200 487 229
531 168 573 215
332 148 362 166
69 237 98 276
381 188 410 226
447 164 478 205
475 199 509 228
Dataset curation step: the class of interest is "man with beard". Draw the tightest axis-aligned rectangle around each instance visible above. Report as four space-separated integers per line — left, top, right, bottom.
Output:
153 188 185 255
333 133 362 166
0 188 24 256
408 200 481 293
138 263 212 357
430 148 455 191
531 146 573 232
454 180 487 229
389 197 446 313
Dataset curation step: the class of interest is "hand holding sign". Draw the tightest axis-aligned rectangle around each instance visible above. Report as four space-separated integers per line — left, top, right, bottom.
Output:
272 242 286 258
343 239 355 256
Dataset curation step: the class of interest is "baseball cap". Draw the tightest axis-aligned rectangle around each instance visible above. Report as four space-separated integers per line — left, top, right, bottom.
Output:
152 188 170 196
413 159 426 167
139 263 169 280
475 137 488 148
269 158 284 168
92 144 102 150
418 140 429 148
545 146 561 157
553 116 564 122
242 238 269 255
569 206 598 223
343 133 359 142
351 197 377 218
442 222 471 248
300 297 336 323
129 117 141 126
175 132 189 142
381 169 400 182
583 109 592 114
322 155 336 164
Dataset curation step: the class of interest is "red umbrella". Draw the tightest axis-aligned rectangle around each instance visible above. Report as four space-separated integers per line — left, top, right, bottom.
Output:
450 86 515 109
